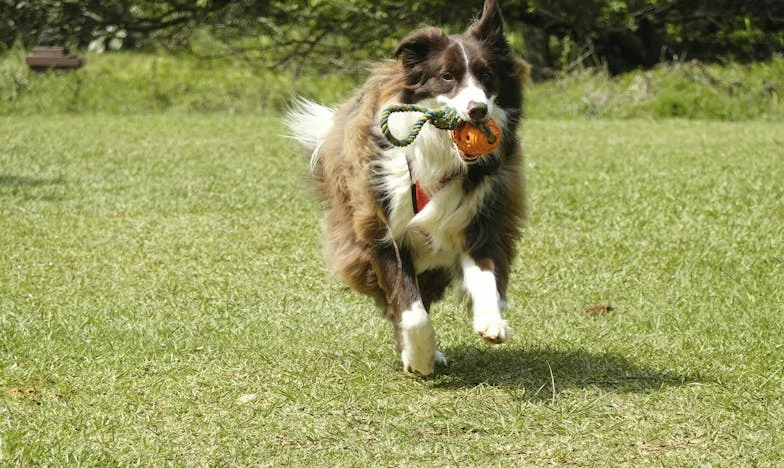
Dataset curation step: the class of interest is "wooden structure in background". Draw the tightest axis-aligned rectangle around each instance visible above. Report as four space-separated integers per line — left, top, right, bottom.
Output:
26 47 86 71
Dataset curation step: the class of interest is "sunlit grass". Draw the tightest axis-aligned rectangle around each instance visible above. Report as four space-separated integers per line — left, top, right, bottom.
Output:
1 115 782 464
2 49 783 120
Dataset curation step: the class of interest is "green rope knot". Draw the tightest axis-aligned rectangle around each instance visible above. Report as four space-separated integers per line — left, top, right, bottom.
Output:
379 104 496 148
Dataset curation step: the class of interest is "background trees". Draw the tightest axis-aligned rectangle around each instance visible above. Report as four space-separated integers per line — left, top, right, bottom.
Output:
2 0 783 75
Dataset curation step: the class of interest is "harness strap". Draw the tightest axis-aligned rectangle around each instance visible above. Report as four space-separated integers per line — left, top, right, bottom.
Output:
405 158 457 215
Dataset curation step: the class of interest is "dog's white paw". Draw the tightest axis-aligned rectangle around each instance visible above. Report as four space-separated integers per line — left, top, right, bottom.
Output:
435 350 448 366
474 317 510 344
402 347 435 376
400 304 436 376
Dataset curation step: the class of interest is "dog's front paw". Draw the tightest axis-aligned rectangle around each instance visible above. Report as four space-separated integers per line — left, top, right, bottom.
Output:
400 305 437 376
474 317 511 344
402 347 435 376
435 350 448 366
402 350 447 375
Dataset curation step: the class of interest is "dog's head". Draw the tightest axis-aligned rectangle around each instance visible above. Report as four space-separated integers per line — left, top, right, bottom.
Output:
394 0 523 129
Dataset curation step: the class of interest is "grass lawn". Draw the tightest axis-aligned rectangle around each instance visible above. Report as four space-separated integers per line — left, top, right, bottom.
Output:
1 115 783 465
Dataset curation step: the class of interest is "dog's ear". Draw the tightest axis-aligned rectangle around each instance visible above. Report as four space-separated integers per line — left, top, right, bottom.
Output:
394 27 449 70
467 0 504 42
514 58 531 84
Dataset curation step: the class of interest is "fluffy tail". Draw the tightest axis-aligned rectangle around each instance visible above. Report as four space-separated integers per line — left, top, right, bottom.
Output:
284 97 335 171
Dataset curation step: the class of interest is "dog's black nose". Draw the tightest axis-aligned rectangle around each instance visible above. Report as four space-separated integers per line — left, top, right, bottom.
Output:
467 101 488 121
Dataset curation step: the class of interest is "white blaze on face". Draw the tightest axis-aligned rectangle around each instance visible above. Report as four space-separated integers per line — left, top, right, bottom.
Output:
437 41 494 122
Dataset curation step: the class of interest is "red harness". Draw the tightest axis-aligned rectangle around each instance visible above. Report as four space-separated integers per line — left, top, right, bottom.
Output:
413 181 430 214
407 159 458 214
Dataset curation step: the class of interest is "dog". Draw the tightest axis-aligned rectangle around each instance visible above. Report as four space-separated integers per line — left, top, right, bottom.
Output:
286 0 527 376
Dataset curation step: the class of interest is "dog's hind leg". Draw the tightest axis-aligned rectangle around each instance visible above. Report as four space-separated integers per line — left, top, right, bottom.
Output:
372 244 444 375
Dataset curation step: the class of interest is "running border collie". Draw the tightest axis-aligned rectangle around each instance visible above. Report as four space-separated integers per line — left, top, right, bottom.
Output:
287 0 528 376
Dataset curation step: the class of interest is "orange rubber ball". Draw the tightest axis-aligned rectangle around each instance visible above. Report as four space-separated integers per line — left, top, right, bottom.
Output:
451 119 501 159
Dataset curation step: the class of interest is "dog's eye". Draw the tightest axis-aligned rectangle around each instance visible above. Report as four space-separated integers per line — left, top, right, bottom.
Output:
479 71 493 82
440 72 455 82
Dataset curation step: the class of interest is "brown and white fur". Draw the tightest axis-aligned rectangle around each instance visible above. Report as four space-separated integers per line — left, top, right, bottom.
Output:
286 0 528 376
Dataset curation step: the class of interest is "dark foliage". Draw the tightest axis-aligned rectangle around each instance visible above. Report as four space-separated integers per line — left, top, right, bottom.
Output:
2 0 782 75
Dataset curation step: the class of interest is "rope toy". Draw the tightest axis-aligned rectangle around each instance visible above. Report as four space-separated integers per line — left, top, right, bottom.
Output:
379 104 501 159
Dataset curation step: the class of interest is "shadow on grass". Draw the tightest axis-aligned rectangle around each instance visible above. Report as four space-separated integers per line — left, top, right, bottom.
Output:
0 175 65 187
434 345 702 402
0 174 66 201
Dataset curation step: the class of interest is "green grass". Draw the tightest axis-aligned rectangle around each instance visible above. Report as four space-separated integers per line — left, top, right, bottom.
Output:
528 58 784 120
2 115 783 465
0 49 356 116
2 48 783 120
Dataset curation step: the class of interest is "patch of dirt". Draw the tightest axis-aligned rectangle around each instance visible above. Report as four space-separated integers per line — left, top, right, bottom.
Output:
4 383 61 401
585 304 613 315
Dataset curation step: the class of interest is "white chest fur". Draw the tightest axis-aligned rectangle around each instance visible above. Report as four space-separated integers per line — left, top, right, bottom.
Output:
374 127 492 273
